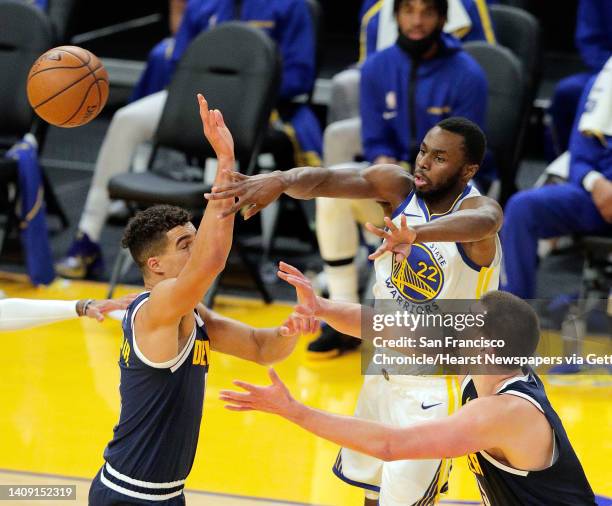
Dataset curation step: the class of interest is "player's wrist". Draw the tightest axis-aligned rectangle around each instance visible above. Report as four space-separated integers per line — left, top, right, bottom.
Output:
282 397 304 422
583 170 604 193
76 298 94 317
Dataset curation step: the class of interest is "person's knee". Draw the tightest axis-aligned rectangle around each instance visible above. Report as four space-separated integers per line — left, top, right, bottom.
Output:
323 119 362 166
316 196 352 223
504 190 546 228
551 75 589 113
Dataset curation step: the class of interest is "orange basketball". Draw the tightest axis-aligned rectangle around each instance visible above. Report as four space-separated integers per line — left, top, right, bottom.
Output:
27 46 109 128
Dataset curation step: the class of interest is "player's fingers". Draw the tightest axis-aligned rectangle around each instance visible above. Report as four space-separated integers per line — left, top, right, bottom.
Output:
214 109 225 127
400 214 407 230
308 317 318 334
232 380 259 393
364 222 386 238
205 187 244 200
384 216 398 232
295 304 314 316
276 271 299 289
217 201 244 219
368 244 388 260
224 405 254 412
227 170 247 181
268 368 282 385
278 262 304 278
244 204 263 220
219 390 253 402
278 325 291 337
312 319 321 335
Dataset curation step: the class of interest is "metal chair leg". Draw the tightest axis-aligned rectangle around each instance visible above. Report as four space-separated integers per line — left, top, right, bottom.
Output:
107 248 132 298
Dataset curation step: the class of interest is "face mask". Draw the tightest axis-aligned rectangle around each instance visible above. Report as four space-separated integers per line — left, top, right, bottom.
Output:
396 25 442 60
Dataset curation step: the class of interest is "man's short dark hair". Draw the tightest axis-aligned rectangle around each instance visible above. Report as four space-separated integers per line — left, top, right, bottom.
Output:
481 291 540 370
393 0 448 17
121 205 191 270
437 116 486 165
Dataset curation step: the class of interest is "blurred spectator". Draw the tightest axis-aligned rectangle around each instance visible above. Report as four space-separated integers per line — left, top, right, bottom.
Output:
502 59 612 299
308 0 489 358
130 0 187 103
56 0 320 279
359 0 495 63
547 0 612 159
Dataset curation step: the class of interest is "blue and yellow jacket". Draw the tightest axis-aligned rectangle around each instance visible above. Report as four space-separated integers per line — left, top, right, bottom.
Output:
359 0 496 62
569 76 612 187
360 33 487 164
171 0 316 100
576 0 612 72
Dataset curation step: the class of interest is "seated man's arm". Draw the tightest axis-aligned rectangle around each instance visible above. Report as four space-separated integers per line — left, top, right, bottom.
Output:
451 56 488 129
360 55 400 164
462 0 496 44
199 305 312 365
576 0 612 71
170 0 204 72
276 0 316 99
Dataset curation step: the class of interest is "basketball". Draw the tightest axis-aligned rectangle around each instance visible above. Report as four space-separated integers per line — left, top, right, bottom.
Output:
26 46 109 128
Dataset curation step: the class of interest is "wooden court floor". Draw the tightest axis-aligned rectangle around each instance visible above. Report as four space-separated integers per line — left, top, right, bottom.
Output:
1 279 610 505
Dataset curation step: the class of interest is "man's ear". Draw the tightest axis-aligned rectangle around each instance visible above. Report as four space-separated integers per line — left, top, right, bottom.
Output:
147 256 162 275
461 163 479 184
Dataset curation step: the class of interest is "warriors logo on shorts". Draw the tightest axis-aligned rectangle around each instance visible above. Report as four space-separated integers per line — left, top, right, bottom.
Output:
390 245 444 303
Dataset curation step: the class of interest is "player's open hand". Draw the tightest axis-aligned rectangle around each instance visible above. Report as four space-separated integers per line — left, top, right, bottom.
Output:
204 171 286 219
220 368 296 417
277 262 322 319
197 93 234 162
279 311 319 338
85 293 138 322
365 215 416 262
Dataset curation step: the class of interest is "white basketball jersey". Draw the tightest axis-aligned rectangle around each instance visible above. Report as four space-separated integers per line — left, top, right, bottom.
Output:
373 185 501 308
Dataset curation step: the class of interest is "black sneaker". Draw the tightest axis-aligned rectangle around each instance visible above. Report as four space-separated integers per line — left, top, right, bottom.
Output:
306 325 361 360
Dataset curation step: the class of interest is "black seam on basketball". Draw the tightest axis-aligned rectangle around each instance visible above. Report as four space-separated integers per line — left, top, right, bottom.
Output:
57 47 91 66
58 80 99 126
92 68 103 106
33 64 102 109
29 64 89 79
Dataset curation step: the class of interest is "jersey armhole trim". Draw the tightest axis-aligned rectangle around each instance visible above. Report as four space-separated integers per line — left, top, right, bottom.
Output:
391 190 415 219
131 299 195 370
479 450 529 477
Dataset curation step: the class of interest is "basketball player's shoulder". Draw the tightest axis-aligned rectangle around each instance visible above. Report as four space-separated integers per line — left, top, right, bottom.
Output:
363 163 413 201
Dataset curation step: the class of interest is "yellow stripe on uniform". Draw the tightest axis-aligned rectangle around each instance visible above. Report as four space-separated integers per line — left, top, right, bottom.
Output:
475 266 491 299
474 0 496 44
359 0 383 63
431 376 460 504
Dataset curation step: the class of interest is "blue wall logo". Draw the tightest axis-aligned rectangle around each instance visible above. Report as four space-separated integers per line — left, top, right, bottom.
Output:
390 244 444 303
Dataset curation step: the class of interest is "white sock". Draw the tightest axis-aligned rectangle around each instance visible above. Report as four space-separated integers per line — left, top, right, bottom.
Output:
325 262 359 303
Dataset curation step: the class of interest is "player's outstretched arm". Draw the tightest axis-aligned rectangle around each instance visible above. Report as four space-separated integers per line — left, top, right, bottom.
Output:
199 305 317 365
0 294 136 330
204 163 413 220
221 370 525 463
145 94 236 323
277 262 365 338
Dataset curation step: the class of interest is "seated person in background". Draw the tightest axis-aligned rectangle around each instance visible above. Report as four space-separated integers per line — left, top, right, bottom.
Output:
130 0 187 103
309 0 489 358
502 58 612 299
547 0 611 160
330 0 496 124
56 0 321 279
360 0 495 62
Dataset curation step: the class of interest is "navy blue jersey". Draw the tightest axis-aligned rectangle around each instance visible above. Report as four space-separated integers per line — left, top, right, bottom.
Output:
100 292 210 501
461 371 596 506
